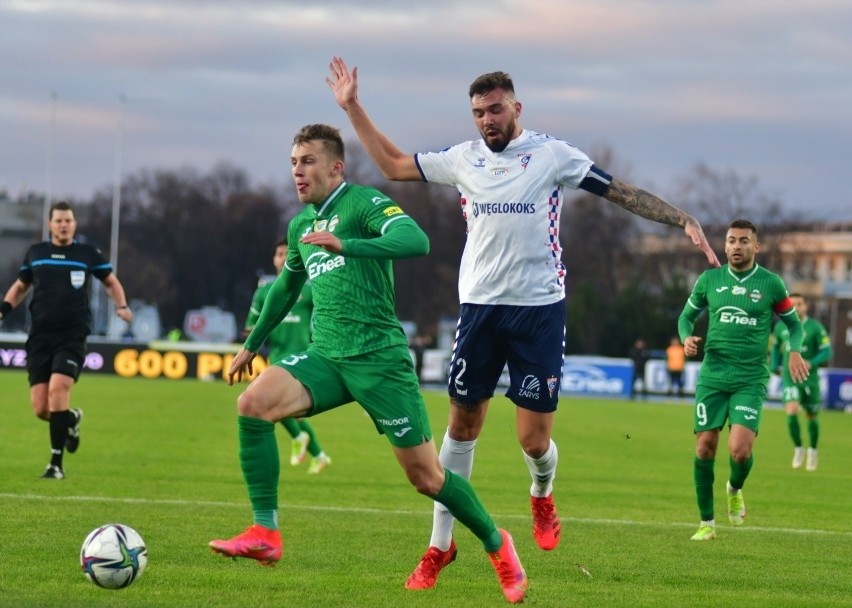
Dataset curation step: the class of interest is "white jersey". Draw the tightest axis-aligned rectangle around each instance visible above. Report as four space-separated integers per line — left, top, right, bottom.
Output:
415 129 610 306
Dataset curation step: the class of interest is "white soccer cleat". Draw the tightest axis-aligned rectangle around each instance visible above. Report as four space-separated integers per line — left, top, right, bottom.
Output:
792 447 804 469
806 448 818 472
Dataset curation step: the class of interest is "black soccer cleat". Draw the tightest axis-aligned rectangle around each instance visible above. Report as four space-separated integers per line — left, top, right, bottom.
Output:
41 464 65 480
66 408 83 453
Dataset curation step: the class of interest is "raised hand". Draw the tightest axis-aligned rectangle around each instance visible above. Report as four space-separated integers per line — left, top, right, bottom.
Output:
326 56 359 111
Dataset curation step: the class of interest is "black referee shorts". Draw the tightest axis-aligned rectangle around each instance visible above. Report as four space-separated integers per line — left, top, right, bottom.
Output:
26 328 88 386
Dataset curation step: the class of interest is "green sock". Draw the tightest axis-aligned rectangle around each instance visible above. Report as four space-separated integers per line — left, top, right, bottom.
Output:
729 453 754 489
298 420 322 457
238 416 280 530
808 418 819 449
434 469 502 552
787 414 802 447
693 457 715 521
280 418 301 439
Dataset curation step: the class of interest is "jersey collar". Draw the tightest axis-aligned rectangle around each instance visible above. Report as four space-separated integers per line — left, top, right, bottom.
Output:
313 181 348 216
726 263 759 283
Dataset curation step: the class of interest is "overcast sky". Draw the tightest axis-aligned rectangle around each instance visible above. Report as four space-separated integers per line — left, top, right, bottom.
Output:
1 0 850 219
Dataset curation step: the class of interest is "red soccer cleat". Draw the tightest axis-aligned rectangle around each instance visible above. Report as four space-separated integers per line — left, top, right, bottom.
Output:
487 529 528 603
209 524 282 566
531 494 561 550
404 540 457 590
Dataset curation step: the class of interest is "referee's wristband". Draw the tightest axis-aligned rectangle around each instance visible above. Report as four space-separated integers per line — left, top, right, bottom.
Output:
0 301 12 317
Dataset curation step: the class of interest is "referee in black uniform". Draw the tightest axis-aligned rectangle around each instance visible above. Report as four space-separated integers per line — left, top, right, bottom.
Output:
0 201 133 479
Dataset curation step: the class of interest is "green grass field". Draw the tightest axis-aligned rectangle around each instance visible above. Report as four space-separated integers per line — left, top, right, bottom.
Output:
0 370 850 607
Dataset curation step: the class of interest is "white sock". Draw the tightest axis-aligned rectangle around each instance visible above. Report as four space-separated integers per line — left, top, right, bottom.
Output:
429 430 476 551
524 440 558 498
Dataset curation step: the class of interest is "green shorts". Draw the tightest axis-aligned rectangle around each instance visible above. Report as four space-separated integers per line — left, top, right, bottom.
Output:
781 380 822 414
275 343 432 448
693 383 767 433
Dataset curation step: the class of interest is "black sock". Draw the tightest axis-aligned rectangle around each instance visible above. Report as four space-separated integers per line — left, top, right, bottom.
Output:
49 410 72 468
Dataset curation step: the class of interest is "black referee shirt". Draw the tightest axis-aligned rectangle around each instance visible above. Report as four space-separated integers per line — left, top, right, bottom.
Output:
18 240 113 333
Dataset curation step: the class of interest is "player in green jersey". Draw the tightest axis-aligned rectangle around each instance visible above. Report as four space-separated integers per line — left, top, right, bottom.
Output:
210 124 528 603
770 293 832 471
244 236 330 474
678 219 809 541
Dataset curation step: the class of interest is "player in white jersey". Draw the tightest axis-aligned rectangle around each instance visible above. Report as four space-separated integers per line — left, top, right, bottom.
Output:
327 56 720 590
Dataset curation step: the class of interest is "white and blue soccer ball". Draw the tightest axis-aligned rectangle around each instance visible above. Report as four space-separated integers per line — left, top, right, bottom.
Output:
80 523 147 589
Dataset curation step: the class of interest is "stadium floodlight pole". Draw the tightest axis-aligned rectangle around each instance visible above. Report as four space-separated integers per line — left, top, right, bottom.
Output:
42 91 58 241
109 94 126 276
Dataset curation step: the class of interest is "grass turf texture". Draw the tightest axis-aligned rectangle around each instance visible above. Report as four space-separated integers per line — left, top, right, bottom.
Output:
0 370 850 607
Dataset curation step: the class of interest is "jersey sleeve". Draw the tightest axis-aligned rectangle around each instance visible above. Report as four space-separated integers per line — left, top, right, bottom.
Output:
342 188 429 259
414 145 463 186
772 277 803 351
284 220 307 274
17 247 35 284
549 139 600 191
89 246 114 281
678 272 708 341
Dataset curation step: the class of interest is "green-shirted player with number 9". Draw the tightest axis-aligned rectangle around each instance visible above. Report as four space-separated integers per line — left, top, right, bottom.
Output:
678 219 809 541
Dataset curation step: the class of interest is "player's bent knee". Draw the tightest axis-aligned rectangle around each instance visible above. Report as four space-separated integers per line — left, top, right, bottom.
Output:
411 476 444 498
729 447 752 463
403 465 445 497
236 389 271 418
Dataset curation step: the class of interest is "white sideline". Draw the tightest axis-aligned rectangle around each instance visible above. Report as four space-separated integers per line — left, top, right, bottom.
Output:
1 492 849 538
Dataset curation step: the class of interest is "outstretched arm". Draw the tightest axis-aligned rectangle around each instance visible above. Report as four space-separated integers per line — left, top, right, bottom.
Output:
302 219 429 260
604 178 721 268
326 56 422 182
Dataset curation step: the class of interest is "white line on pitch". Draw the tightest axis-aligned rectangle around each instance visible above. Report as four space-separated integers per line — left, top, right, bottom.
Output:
1 492 849 538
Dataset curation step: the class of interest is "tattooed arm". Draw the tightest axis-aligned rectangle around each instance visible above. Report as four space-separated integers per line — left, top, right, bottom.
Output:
603 178 721 267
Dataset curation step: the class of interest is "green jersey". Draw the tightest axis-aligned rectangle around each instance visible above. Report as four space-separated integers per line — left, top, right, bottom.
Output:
678 263 800 389
246 279 313 363
771 316 831 385
268 181 424 358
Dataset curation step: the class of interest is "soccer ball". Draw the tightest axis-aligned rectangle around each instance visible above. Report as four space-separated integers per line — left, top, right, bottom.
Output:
80 524 147 589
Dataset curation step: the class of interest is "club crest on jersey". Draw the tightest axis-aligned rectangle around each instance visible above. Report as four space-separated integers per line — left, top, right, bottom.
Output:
749 289 763 302
313 215 340 233
732 286 747 296
70 270 85 289
518 153 531 170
